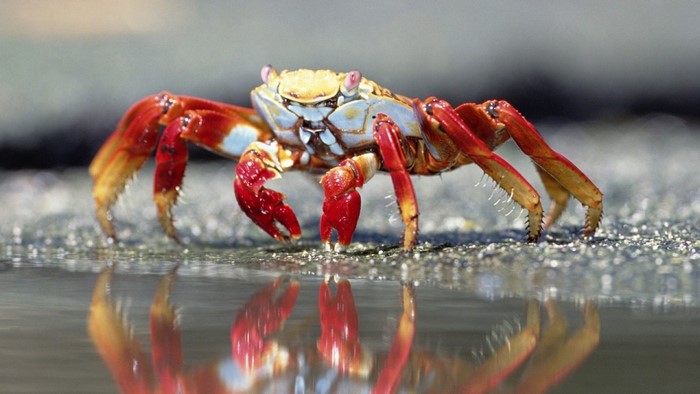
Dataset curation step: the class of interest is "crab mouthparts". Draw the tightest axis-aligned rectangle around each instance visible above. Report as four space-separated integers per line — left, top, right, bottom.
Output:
302 119 326 132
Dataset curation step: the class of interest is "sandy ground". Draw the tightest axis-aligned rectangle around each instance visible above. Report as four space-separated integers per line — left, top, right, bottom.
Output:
2 118 699 305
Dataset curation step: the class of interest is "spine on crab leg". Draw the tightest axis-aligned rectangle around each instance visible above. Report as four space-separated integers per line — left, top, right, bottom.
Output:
418 98 544 242
461 300 540 394
89 95 166 239
319 153 378 252
230 276 300 373
515 301 600 394
483 101 603 236
373 283 416 394
149 266 184 393
373 113 420 251
88 266 154 394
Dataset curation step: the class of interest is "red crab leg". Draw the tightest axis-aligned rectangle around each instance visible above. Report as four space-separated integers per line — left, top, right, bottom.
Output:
319 152 378 252
88 266 154 394
417 98 544 241
234 142 301 242
461 300 540 394
90 92 272 241
373 113 420 251
230 276 300 373
149 266 183 393
154 110 263 241
89 95 164 239
456 100 603 236
317 277 371 376
515 301 600 394
373 283 416 394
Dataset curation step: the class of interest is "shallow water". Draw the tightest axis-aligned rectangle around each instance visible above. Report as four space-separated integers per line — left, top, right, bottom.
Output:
1 122 700 392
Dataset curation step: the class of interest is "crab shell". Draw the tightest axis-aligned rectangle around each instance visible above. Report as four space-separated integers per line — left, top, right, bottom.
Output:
250 67 422 165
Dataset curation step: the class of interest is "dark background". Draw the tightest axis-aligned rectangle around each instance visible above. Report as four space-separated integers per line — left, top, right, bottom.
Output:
1 0 699 169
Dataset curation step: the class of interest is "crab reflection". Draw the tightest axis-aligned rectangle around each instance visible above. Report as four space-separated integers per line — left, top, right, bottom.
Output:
88 267 599 393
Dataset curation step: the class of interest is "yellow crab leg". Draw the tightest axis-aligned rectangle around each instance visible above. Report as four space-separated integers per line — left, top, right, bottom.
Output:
87 266 154 394
515 301 600 394
461 300 540 393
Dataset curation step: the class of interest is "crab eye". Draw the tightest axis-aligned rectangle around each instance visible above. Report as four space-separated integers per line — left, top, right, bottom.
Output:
261 64 276 85
342 70 362 96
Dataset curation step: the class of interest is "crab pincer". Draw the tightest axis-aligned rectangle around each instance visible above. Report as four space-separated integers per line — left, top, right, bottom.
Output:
234 144 301 243
317 277 370 376
230 276 300 372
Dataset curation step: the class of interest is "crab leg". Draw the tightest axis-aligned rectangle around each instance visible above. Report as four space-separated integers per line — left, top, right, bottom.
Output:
373 113 420 251
154 110 264 241
89 96 164 239
234 141 301 242
230 276 300 372
320 153 379 252
456 100 603 236
419 98 544 241
374 283 416 394
90 92 272 241
461 300 540 393
515 301 600 394
88 266 154 394
149 266 183 393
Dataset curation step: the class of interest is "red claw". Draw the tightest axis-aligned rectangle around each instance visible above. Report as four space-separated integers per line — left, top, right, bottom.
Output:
230 277 300 372
320 160 364 252
317 278 369 376
234 148 301 242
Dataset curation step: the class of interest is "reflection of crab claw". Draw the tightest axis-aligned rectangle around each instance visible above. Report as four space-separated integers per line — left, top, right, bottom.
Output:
234 146 301 242
317 277 371 376
230 276 300 372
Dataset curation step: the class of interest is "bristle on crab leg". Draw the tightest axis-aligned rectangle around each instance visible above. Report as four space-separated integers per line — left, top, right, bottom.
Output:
422 99 544 242
90 99 164 239
461 300 540 393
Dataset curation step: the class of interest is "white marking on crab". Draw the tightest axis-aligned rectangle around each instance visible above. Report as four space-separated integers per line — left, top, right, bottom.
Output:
319 129 337 145
326 97 421 149
287 104 333 122
300 129 312 144
274 129 304 148
300 151 310 165
328 142 345 156
220 125 260 157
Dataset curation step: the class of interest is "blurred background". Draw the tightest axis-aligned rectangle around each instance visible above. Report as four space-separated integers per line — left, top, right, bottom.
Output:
1 0 698 169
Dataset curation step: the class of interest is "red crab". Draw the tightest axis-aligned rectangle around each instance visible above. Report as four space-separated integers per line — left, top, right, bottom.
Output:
89 66 603 251
88 267 600 393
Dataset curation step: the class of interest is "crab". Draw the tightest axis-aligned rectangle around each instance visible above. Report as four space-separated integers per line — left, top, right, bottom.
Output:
89 65 603 251
88 267 600 393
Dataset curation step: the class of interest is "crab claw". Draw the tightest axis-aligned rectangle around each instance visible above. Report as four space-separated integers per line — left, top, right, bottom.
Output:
319 160 365 252
317 277 371 376
234 144 301 243
230 276 300 372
